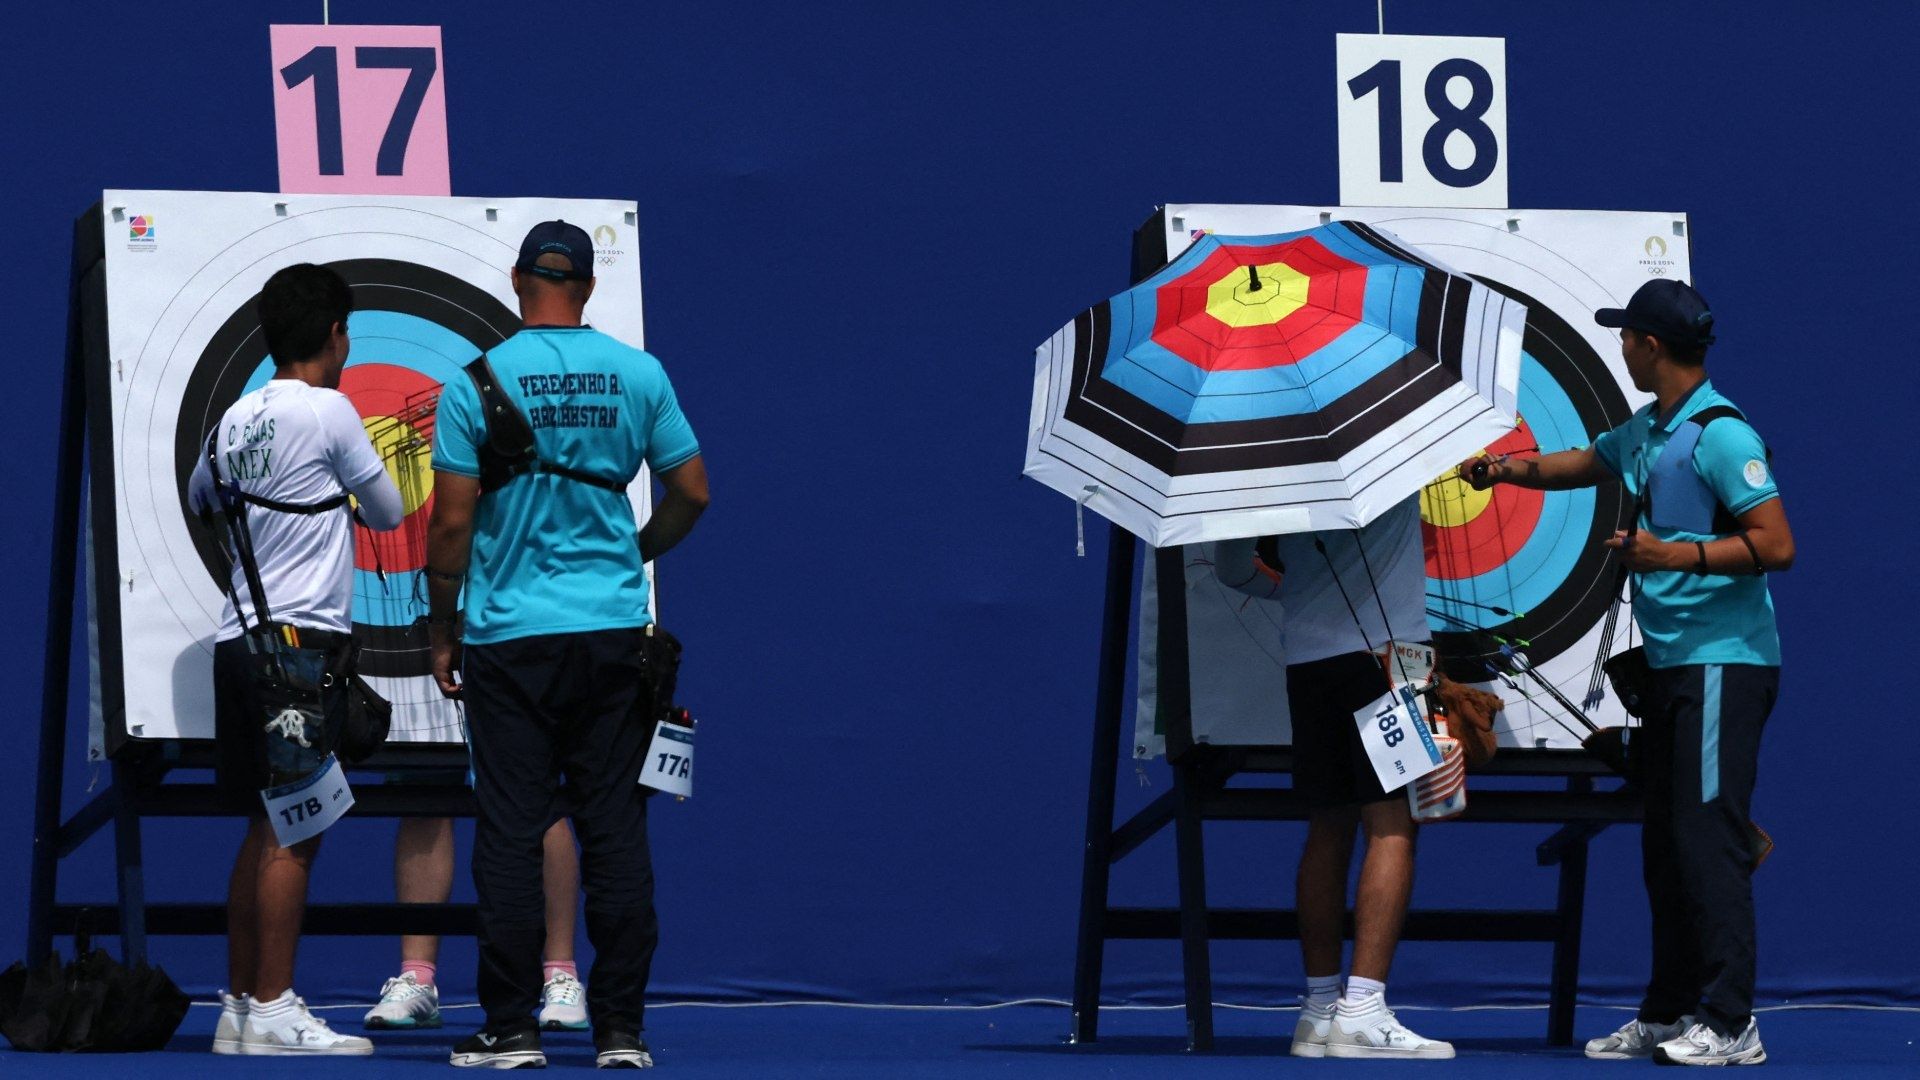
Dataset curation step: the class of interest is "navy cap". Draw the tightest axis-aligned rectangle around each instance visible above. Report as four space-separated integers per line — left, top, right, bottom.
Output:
1595 279 1715 346
515 220 594 282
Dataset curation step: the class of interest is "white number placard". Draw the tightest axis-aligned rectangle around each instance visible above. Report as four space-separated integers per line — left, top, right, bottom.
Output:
1352 686 1444 793
1336 34 1508 208
261 754 355 846
641 719 695 797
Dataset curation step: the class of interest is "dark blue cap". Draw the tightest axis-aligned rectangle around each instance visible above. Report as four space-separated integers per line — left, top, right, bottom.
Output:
515 220 594 281
1595 279 1715 346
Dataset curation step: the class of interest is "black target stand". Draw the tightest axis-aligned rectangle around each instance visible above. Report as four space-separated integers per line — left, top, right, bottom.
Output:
27 204 488 969
1066 213 1644 1052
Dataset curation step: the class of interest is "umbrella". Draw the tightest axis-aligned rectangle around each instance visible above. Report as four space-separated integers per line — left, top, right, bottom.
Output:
1025 221 1524 547
0 950 191 1052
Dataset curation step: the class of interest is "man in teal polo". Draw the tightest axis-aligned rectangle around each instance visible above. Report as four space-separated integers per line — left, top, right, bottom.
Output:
425 221 709 1069
1461 279 1794 1067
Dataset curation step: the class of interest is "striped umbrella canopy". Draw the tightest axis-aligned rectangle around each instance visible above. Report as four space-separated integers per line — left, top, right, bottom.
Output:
1024 221 1524 547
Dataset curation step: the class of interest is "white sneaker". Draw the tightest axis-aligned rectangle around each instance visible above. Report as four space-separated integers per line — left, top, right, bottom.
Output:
1290 997 1336 1058
1323 996 1455 1060
363 972 442 1029
212 991 247 1054
1653 1019 1767 1066
1584 1014 1694 1059
241 989 375 1056
540 970 590 1031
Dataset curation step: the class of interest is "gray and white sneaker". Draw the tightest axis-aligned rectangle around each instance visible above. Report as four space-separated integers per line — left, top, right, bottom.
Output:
539 970 589 1031
363 972 442 1029
1289 997 1336 1058
1586 1014 1694 1060
241 989 375 1055
212 991 248 1054
1323 996 1455 1060
1654 1019 1767 1066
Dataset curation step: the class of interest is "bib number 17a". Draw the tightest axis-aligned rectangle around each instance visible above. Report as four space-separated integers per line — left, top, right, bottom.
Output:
640 719 695 798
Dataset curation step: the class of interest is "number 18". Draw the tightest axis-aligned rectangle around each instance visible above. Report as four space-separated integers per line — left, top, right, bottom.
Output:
1346 57 1499 188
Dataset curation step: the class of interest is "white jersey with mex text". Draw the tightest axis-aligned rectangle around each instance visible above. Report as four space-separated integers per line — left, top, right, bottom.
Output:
187 379 403 640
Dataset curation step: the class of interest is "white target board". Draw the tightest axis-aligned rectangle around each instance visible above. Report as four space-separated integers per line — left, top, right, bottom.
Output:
88 190 649 751
1134 204 1688 758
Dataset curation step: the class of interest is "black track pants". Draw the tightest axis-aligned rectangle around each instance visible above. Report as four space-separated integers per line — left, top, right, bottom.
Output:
1634 662 1777 1036
465 628 660 1037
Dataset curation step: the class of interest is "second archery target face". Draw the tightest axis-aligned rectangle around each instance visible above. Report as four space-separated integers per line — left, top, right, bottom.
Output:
94 191 645 746
1136 204 1684 756
1420 278 1634 676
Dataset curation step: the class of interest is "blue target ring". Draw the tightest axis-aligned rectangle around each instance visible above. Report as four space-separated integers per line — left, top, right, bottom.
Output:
1426 277 1634 670
176 259 521 678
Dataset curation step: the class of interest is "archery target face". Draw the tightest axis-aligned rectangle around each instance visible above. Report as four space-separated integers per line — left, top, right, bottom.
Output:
95 191 645 748
1137 205 1681 756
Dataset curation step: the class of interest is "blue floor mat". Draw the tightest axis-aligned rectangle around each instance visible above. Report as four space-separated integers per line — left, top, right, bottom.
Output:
4 1000 1915 1076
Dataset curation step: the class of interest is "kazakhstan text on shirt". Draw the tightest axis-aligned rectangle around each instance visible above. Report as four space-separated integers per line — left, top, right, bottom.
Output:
527 402 621 430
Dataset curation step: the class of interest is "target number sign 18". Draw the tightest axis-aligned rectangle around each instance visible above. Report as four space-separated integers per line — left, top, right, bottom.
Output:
1336 34 1508 209
269 24 451 196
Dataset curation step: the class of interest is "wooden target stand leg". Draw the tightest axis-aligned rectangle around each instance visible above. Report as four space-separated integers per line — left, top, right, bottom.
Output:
1540 775 1599 1046
1069 523 1135 1044
25 211 92 966
27 205 486 969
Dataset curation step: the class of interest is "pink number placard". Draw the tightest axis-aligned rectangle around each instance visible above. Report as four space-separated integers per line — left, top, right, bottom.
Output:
270 24 450 195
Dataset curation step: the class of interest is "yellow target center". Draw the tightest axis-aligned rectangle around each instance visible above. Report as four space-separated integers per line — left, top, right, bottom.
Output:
1205 262 1310 328
1421 470 1494 529
362 415 434 516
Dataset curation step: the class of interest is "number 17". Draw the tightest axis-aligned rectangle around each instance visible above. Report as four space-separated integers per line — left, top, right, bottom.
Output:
280 45 438 176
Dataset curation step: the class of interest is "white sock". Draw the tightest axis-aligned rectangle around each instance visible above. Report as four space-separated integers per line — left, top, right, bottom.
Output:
1341 976 1386 1008
1305 974 1342 1008
249 989 298 1017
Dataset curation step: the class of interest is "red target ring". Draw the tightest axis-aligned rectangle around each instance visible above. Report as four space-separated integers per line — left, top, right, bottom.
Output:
338 363 440 573
1423 420 1543 581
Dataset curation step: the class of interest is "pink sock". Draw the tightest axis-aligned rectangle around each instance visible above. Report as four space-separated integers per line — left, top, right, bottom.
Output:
544 961 578 982
401 961 436 987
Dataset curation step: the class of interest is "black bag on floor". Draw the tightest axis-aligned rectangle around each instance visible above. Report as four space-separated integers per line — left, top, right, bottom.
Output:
0 949 191 1052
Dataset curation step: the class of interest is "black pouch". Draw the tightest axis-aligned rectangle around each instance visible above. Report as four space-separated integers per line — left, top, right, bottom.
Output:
320 639 391 764
1602 645 1655 720
638 624 683 727
636 625 684 797
244 630 334 787
338 672 392 764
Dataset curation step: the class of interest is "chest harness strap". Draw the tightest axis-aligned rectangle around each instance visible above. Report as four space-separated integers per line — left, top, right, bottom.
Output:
465 354 629 496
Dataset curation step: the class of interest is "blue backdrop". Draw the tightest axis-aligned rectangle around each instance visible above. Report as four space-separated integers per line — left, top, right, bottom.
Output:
5 1 1915 1007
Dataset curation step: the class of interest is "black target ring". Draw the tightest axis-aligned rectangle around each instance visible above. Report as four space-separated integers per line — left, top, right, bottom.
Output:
1432 277 1634 679
173 258 520 678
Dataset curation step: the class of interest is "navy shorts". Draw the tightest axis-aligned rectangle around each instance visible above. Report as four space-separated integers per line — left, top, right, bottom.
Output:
1287 650 1399 808
212 634 348 814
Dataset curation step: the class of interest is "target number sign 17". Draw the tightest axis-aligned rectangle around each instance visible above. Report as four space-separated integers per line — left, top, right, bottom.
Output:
1336 34 1508 209
269 24 451 196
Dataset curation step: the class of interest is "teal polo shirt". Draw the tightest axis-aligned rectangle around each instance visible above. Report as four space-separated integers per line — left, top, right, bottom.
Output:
432 327 701 645
1591 379 1780 669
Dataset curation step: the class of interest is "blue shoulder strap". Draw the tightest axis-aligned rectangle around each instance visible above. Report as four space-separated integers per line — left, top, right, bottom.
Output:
1646 405 1765 535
